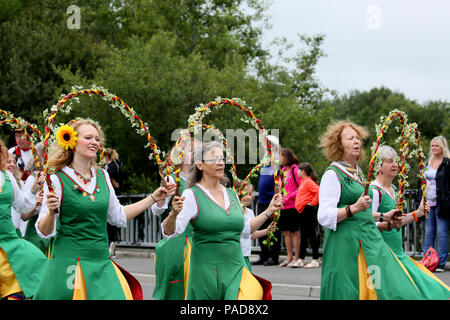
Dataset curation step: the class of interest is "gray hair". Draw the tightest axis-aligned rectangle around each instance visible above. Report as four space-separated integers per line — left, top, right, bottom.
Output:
378 145 398 163
186 140 229 188
25 142 44 172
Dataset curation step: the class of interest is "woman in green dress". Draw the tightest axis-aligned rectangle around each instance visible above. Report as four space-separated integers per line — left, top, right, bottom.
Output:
318 120 425 300
0 140 47 300
34 118 176 300
152 139 194 300
162 141 282 300
370 145 449 299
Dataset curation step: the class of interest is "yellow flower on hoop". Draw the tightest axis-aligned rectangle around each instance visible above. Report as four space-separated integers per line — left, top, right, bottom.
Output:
56 125 78 150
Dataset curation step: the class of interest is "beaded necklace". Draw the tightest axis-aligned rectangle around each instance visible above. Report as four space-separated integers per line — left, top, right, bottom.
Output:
70 165 92 184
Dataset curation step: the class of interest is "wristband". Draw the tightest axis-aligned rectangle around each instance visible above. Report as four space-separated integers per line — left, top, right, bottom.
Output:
150 193 158 203
411 211 418 222
264 211 272 219
345 205 353 218
379 212 384 222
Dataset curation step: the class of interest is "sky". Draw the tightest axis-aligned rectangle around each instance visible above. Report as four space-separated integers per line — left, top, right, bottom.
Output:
260 0 450 103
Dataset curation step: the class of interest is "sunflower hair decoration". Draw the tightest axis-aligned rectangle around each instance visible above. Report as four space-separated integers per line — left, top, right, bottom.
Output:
55 125 78 150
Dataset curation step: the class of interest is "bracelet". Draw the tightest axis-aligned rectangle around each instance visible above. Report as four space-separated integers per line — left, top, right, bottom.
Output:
411 211 418 222
264 211 272 219
379 212 384 222
150 193 158 203
345 205 353 218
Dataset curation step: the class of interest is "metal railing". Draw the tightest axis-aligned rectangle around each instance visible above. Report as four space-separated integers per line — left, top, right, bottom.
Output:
116 190 437 257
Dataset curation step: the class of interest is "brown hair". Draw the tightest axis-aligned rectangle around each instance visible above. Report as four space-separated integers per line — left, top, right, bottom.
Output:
319 120 369 162
48 118 105 172
280 148 299 166
298 162 319 184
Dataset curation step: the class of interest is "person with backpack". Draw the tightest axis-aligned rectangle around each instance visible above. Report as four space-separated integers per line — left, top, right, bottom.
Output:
277 148 302 268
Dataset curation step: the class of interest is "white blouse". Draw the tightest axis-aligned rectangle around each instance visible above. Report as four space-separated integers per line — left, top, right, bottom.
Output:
35 166 127 239
3 170 37 215
318 162 366 231
161 183 239 239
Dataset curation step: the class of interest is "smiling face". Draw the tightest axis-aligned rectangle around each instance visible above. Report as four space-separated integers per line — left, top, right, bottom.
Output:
340 126 362 162
73 124 101 160
241 184 254 207
431 141 443 158
6 154 17 173
15 132 31 150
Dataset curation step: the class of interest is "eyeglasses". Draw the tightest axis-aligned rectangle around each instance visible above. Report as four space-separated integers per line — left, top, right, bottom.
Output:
203 158 226 164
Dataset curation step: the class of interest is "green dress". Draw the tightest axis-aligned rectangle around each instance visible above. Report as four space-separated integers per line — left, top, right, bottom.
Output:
186 186 265 300
371 183 450 299
0 170 47 298
152 175 193 300
320 165 424 300
34 168 138 300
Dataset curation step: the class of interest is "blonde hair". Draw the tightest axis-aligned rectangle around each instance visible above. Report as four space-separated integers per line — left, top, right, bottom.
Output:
319 120 369 162
429 136 450 160
104 148 119 162
48 118 105 172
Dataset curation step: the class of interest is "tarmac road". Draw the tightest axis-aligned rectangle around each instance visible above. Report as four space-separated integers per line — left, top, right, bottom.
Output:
114 247 450 300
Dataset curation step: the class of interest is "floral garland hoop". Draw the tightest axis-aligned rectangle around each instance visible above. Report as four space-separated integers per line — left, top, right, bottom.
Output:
42 86 164 192
0 109 42 170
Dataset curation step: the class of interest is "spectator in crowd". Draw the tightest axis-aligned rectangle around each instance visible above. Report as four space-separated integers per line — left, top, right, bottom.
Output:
104 148 123 258
422 136 450 272
253 135 282 266
318 120 424 300
371 145 449 299
237 181 277 272
277 148 302 268
6 153 25 238
8 129 33 182
295 162 320 268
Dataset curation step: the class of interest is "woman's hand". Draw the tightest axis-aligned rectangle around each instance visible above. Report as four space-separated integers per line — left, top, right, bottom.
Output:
171 196 185 216
267 193 283 215
383 208 402 221
46 193 59 215
31 172 45 194
352 193 372 213
35 190 44 208
152 182 177 202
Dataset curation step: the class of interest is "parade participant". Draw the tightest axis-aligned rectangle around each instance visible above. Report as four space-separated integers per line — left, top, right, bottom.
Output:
152 139 194 300
318 120 424 300
237 181 276 272
370 145 449 299
34 118 176 300
162 141 281 299
0 139 47 300
8 129 33 182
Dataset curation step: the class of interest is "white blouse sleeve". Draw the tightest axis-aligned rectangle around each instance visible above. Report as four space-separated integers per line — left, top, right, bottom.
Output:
150 175 176 216
36 174 62 239
8 171 37 214
317 169 341 231
102 169 127 228
161 188 197 239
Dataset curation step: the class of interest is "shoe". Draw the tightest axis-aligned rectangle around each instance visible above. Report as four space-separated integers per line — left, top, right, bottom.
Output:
304 259 320 268
435 267 445 272
278 259 292 267
251 259 266 266
263 258 278 266
287 259 304 268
